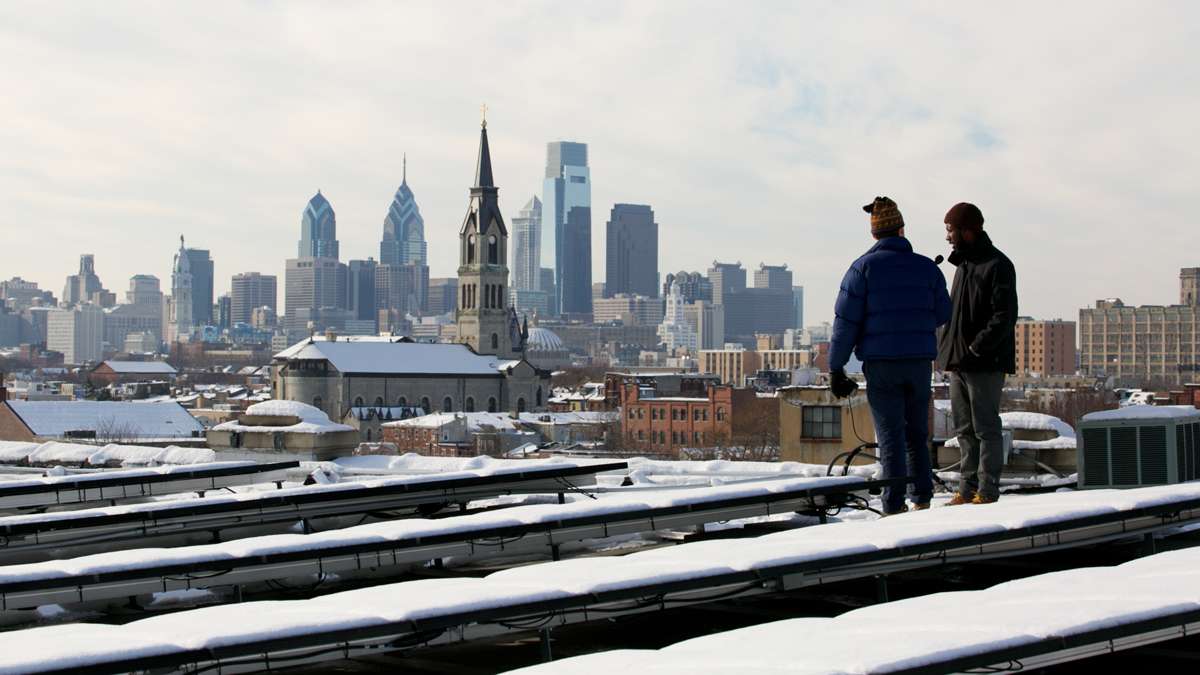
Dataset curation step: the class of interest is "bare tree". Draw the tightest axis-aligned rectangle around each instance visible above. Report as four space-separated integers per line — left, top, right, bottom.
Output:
95 417 141 445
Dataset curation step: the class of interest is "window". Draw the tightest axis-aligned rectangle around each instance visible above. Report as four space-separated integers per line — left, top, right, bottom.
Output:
694 432 701 443
517 397 526 413
628 408 636 420
374 396 383 406
398 396 407 407
354 396 364 407
467 234 476 264
802 406 842 439
716 407 726 421
487 397 497 413
466 397 475 412
536 386 543 407
420 397 431 413
491 333 499 350
637 430 644 440
693 409 701 421
443 397 453 412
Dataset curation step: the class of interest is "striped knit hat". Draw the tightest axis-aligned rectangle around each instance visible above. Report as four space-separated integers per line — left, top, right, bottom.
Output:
863 196 904 235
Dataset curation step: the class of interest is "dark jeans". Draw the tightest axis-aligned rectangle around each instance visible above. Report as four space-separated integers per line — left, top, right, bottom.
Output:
863 359 933 514
949 371 1005 500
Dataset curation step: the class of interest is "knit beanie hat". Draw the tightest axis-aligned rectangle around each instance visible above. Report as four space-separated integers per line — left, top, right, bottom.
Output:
944 202 984 232
862 196 904 235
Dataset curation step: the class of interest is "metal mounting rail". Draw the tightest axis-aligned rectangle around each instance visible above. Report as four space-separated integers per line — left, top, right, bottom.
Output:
0 462 630 557
0 476 894 610
12 492 1200 674
0 462 299 512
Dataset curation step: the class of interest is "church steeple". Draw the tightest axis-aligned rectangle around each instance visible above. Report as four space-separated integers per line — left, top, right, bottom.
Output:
457 117 515 358
474 121 495 188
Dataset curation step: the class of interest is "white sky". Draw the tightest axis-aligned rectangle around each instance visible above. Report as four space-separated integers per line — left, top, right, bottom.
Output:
2 2 1198 326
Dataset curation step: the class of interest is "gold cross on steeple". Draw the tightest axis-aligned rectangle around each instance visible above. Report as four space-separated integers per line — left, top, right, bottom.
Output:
481 103 488 128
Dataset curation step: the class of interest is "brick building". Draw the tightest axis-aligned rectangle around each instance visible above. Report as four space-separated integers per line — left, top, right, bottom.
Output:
613 372 776 456
1015 318 1076 376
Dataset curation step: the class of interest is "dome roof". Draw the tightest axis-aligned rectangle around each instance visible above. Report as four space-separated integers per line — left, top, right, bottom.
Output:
526 327 565 352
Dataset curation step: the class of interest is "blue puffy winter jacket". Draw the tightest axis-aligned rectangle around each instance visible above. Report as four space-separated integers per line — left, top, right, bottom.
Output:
829 236 951 371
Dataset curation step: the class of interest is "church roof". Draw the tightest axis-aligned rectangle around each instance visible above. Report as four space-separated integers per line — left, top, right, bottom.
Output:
475 124 494 188
273 338 510 377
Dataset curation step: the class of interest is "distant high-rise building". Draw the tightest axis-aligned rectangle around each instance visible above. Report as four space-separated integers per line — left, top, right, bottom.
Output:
284 257 347 338
540 268 557 315
606 204 658 298
375 263 427 319
347 260 378 327
593 282 607 301
380 156 427 267
1182 268 1200 306
0 277 54 311
707 261 795 344
46 304 104 364
658 281 697 354
543 141 591 317
662 271 713 305
230 272 277 326
126 275 162 310
298 191 339 259
62 254 106 307
184 247 214 326
216 294 232 330
168 236 194 342
792 286 805 330
427 278 459 316
511 196 542 292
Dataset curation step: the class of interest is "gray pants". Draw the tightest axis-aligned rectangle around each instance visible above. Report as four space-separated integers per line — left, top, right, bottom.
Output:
950 371 1005 500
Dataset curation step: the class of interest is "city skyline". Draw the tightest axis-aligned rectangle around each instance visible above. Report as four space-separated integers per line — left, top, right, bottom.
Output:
3 4 1198 327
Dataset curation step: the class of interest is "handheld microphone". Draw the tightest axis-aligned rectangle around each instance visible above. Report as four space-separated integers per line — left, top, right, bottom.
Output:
933 254 944 265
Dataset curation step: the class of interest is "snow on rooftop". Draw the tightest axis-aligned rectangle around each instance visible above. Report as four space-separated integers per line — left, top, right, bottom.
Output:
1082 405 1200 422
5 401 205 439
382 411 618 432
212 400 354 434
4 483 1200 672
500 546 1200 675
98 360 177 374
272 339 510 376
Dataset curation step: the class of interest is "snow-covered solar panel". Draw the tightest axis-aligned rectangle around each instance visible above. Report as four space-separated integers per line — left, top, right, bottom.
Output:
0 474 878 608
0 461 299 510
0 461 631 551
501 546 1200 675
2 482 1199 674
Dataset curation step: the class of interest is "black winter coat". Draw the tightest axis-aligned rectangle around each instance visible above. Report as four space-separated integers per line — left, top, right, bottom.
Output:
936 232 1018 373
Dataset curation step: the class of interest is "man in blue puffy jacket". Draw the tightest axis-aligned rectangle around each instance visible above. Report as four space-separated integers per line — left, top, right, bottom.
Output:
829 197 952 515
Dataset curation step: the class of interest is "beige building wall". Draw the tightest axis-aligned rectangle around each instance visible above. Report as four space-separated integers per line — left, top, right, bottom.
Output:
1079 299 1200 385
778 386 875 465
699 349 761 386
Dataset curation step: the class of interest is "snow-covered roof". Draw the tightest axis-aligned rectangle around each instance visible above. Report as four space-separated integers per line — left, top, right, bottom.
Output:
1082 405 1200 423
97 360 177 375
5 401 205 439
382 411 618 432
273 339 509 376
0 440 214 467
211 400 354 434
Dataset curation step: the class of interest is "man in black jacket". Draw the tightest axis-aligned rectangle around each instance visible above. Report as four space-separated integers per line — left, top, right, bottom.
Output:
936 202 1017 505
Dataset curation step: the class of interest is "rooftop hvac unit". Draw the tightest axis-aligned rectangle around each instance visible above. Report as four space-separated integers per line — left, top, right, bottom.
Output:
1077 405 1200 489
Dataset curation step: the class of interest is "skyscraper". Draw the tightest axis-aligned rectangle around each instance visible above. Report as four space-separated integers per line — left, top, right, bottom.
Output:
380 156 427 267
169 236 193 342
606 203 659 298
347 259 377 326
543 141 591 317
230 272 278 326
286 192 348 339
511 196 542 292
792 286 805 330
62 254 106 306
184 247 214 326
298 191 339 259
456 119 524 357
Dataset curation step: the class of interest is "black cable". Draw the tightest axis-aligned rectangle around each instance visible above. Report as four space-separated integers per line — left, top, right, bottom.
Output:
554 476 598 500
964 660 1024 673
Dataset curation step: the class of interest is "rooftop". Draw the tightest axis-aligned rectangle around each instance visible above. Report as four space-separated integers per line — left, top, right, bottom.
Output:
274 337 510 376
6 401 205 439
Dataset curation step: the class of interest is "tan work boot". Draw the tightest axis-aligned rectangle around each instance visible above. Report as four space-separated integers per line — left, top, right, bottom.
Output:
910 502 931 511
971 493 998 505
945 493 973 506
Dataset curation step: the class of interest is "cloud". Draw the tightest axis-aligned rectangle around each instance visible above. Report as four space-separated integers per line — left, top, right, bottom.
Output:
1 1 1198 327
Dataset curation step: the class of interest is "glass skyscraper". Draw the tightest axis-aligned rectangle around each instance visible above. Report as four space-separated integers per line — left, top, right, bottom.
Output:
543 141 591 317
299 191 339 259
380 157 427 267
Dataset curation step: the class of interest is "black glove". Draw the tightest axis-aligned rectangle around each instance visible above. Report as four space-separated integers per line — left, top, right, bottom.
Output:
830 368 858 399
